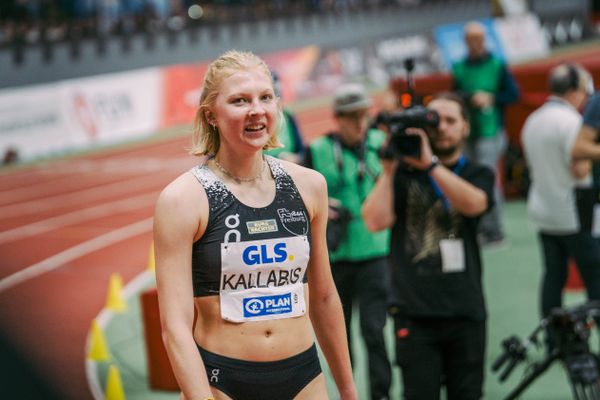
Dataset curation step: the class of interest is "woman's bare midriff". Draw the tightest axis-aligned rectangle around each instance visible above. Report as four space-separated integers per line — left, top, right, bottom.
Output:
193 284 314 361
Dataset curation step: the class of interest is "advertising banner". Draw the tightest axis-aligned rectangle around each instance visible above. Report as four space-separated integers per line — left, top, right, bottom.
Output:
289 34 443 100
159 46 320 130
261 46 321 102
494 13 549 63
0 83 79 160
160 62 209 129
63 69 162 143
433 18 506 70
0 68 161 161
433 14 549 69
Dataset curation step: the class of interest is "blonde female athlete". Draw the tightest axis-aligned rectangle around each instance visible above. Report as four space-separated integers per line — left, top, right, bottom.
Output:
153 50 358 400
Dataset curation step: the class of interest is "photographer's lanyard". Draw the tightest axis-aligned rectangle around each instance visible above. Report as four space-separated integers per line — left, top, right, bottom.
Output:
332 135 378 198
429 155 467 273
428 155 466 212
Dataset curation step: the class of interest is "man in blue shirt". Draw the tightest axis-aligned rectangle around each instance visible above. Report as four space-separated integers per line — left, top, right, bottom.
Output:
572 91 600 182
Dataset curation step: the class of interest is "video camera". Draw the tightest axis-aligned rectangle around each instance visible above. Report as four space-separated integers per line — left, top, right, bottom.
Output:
492 301 600 400
374 58 439 159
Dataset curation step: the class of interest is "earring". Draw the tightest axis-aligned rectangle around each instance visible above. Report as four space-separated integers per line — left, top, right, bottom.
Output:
206 112 216 126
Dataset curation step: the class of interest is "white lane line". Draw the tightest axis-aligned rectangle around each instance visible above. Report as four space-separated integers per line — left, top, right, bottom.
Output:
0 157 192 203
0 218 153 293
0 192 158 244
86 270 155 400
0 174 165 219
85 360 104 400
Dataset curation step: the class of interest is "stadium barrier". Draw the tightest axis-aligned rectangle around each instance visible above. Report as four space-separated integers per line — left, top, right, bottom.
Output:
140 287 180 391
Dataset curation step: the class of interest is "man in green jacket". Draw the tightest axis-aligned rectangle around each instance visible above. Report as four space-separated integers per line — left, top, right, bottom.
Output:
304 83 391 400
264 71 305 163
452 21 519 245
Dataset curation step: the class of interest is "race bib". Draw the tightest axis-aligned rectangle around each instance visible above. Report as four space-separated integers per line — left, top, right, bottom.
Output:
220 236 309 322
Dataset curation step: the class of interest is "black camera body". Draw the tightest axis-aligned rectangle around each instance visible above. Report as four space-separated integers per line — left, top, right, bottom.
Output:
546 302 597 356
374 58 439 159
326 203 351 252
374 106 439 158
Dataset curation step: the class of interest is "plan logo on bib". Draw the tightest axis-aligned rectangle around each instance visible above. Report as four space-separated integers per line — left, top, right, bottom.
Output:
243 293 292 317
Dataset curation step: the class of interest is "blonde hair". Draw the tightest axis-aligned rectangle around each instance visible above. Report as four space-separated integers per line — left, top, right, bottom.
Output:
190 50 283 156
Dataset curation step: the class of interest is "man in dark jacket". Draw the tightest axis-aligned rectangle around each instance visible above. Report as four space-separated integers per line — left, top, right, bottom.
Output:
363 92 494 400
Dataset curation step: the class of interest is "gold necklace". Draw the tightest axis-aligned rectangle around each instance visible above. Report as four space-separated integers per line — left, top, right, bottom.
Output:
213 157 266 183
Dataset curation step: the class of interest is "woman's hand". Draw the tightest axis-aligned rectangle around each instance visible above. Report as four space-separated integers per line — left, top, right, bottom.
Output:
339 385 359 400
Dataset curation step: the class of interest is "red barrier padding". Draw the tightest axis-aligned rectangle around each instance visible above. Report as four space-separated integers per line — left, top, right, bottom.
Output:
140 287 180 391
566 260 584 292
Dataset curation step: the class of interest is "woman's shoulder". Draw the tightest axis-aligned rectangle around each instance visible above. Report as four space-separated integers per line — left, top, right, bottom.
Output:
276 158 326 192
156 168 208 216
275 159 327 220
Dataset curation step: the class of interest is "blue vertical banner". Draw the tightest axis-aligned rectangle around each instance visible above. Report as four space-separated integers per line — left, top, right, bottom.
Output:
433 18 506 70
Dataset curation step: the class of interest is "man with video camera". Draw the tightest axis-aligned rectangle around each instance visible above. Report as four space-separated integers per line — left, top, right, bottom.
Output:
304 83 392 400
362 92 495 400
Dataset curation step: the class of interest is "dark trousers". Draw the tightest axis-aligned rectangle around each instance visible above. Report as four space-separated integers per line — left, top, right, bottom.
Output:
394 316 486 400
331 257 391 400
539 232 600 339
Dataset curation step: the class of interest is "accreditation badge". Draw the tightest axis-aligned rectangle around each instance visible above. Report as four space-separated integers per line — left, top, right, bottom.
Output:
592 204 600 238
440 238 465 273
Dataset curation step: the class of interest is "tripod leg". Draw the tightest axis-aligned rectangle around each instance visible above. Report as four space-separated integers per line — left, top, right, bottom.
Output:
592 382 600 400
579 380 600 400
571 383 586 400
504 353 560 400
572 381 600 400
566 353 600 400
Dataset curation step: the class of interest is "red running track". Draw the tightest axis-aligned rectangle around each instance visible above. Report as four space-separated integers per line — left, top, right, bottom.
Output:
0 105 337 399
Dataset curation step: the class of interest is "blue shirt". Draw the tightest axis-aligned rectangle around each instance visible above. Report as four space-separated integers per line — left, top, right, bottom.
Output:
583 93 600 130
583 93 600 185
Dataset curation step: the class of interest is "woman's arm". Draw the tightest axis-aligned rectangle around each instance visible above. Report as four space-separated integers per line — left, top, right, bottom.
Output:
571 159 592 180
302 170 358 400
154 173 213 400
571 125 600 160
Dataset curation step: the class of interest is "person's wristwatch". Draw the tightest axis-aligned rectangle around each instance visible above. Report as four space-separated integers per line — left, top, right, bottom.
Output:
425 155 439 174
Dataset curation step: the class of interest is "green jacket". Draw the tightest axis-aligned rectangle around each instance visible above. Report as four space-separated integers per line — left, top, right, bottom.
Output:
264 109 304 158
308 129 390 262
452 55 504 139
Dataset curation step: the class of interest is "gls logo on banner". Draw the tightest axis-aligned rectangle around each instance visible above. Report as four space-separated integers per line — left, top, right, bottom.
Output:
243 293 292 317
242 242 290 266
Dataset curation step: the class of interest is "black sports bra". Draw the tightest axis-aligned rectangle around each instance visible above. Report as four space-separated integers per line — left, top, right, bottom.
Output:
190 156 311 298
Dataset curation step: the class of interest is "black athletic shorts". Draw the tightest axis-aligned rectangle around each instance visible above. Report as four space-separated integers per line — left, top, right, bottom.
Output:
198 343 322 400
